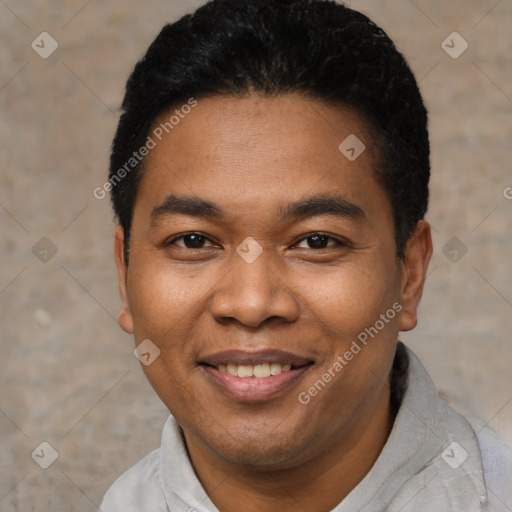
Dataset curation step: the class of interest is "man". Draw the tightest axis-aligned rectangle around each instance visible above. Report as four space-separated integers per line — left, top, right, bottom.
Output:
101 0 512 510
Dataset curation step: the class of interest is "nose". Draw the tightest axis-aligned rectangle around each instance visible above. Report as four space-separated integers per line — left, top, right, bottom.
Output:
209 249 300 328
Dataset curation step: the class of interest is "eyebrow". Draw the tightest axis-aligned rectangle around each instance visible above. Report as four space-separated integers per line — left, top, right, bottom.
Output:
149 193 365 226
150 195 223 226
278 194 365 222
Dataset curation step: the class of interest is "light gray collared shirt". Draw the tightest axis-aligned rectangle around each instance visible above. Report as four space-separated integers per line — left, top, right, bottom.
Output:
101 344 512 511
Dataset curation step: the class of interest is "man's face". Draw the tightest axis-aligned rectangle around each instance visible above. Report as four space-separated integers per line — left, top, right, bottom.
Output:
115 94 429 469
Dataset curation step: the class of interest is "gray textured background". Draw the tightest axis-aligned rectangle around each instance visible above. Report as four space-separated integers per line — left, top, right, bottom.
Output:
1 0 511 510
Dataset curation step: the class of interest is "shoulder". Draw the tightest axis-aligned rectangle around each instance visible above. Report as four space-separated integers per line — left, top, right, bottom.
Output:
473 421 512 510
100 449 168 512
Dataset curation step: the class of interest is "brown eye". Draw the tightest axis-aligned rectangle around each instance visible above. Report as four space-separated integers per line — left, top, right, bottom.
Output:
169 233 215 249
295 233 345 249
306 234 330 249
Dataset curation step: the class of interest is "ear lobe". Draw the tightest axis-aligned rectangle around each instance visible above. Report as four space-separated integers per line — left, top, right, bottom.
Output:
114 225 134 334
398 221 433 332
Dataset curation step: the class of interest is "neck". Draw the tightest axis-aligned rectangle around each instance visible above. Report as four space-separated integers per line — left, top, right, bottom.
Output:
184 385 395 512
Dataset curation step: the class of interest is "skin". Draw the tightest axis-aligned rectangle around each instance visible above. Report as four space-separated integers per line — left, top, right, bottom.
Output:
114 94 432 512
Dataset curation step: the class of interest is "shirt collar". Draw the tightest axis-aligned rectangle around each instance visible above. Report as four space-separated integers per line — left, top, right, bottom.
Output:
333 342 487 511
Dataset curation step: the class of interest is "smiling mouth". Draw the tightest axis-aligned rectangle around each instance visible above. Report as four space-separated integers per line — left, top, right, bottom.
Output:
201 361 312 378
198 350 315 401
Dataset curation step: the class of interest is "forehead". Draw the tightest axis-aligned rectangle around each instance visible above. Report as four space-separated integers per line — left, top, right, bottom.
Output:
134 94 391 225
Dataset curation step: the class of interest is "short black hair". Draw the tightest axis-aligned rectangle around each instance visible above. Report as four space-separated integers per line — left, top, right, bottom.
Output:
109 0 430 261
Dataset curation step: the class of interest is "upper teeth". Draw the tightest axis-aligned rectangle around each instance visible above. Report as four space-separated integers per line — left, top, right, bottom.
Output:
217 363 292 378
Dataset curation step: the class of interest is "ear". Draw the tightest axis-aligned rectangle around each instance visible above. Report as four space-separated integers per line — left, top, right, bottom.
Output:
398 221 433 332
114 225 134 334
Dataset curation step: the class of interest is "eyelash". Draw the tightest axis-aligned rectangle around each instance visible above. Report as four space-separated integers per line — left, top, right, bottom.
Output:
165 232 349 250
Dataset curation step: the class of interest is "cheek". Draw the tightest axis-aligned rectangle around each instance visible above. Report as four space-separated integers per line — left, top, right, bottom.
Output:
300 259 401 340
126 260 212 411
125 262 209 395
312 259 401 397
127 258 206 338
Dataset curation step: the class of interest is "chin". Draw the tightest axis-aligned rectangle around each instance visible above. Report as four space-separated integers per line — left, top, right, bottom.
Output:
207 430 306 469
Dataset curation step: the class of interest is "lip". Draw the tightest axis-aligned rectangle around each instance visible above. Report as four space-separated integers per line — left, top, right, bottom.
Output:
201 364 313 402
200 349 313 367
199 349 314 402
